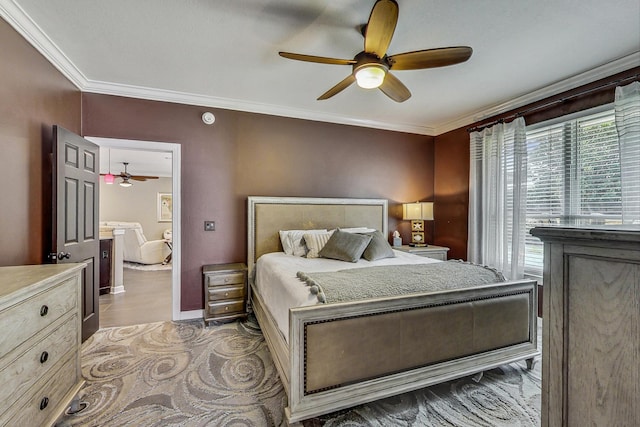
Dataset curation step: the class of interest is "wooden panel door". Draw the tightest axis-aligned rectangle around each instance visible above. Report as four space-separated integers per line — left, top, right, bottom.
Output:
52 125 100 342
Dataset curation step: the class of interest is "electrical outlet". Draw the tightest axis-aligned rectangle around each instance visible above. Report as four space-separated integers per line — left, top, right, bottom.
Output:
204 221 215 231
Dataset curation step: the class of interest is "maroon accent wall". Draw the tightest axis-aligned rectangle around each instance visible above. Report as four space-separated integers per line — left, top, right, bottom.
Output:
82 94 435 310
433 127 469 260
0 18 81 266
433 67 640 261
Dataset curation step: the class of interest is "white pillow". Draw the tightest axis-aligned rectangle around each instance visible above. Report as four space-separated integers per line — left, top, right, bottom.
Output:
337 227 377 233
304 231 334 258
279 229 327 256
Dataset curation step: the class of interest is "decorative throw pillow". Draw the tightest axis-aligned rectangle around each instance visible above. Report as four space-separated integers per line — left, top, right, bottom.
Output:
361 230 396 261
319 229 372 262
304 231 334 258
279 229 327 256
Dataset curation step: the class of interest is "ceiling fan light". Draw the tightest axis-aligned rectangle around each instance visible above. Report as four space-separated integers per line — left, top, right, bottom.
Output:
103 173 115 185
119 179 132 188
355 65 386 89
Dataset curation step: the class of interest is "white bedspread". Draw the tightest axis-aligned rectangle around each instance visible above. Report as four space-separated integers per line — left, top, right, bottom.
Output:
254 250 440 342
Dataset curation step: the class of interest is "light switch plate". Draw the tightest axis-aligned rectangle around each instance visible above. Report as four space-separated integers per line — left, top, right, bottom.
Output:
204 221 215 231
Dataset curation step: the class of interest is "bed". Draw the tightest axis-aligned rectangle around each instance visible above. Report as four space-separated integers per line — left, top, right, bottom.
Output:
247 196 539 424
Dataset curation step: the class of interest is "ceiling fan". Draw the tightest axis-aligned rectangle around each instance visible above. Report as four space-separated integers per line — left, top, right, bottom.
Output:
278 0 472 102
101 162 159 187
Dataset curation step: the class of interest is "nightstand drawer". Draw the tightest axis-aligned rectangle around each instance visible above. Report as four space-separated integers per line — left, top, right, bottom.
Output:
421 252 447 261
208 284 245 301
208 300 245 316
203 263 248 324
207 272 245 287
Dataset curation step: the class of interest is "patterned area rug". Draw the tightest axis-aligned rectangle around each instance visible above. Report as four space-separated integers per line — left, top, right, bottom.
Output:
59 318 541 427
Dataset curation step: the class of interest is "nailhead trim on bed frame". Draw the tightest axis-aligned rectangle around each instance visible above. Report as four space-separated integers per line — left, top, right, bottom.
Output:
303 289 533 395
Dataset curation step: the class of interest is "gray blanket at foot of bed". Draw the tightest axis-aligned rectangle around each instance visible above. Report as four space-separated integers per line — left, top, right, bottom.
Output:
297 261 505 303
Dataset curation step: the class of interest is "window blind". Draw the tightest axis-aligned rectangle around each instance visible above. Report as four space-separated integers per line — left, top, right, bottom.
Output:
524 109 621 277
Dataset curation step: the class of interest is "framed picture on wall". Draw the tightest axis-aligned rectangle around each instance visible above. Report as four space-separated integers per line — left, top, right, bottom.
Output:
157 192 172 222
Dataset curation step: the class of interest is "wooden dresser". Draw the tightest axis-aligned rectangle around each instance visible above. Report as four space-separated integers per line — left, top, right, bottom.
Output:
0 263 85 427
531 226 639 427
203 263 247 324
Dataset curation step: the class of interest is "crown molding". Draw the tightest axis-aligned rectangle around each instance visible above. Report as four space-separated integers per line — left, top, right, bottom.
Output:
82 79 436 136
434 52 640 135
0 0 435 136
0 0 87 88
2 0 636 137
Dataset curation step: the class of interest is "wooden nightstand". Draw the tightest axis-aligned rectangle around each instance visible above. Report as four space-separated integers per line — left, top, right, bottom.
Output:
396 244 450 261
203 263 247 324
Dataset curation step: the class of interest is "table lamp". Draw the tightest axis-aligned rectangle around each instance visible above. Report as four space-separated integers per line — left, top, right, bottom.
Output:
402 202 434 247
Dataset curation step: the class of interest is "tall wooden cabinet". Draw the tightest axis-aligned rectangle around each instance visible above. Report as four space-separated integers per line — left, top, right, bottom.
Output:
531 226 639 427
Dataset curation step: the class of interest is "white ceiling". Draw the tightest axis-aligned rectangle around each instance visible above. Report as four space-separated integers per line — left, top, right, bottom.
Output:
1 0 639 136
99 147 172 177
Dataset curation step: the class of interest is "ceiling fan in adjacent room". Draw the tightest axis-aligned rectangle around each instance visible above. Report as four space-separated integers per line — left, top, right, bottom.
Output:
101 162 159 187
278 0 472 102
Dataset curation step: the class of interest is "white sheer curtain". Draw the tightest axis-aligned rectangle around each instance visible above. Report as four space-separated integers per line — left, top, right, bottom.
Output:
468 117 527 280
615 81 640 224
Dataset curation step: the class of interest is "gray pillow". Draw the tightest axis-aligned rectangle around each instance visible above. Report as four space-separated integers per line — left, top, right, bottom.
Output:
319 229 372 262
361 230 396 261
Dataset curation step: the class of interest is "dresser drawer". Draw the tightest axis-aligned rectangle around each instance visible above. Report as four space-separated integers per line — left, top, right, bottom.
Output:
0 314 78 409
208 284 245 301
0 277 76 360
7 351 78 427
207 272 245 287
208 300 245 317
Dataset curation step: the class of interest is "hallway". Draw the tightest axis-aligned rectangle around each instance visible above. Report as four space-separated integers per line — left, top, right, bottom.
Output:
99 268 172 328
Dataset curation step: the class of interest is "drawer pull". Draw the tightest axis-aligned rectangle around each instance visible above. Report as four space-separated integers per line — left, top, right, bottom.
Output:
224 278 230 283
225 306 229 311
224 292 229 297
40 351 49 364
40 397 49 410
40 305 49 317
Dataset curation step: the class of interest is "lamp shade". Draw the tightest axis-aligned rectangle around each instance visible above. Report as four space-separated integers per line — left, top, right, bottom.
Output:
402 202 434 220
103 173 115 185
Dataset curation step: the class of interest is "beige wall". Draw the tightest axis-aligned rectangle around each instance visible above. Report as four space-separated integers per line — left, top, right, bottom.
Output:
100 177 172 240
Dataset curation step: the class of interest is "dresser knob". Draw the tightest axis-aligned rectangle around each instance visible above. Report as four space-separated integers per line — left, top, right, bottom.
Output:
40 351 49 364
40 305 49 317
225 306 229 311
40 397 49 410
224 292 229 297
224 278 229 283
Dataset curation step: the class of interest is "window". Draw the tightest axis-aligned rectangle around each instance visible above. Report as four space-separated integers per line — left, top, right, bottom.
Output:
524 108 622 277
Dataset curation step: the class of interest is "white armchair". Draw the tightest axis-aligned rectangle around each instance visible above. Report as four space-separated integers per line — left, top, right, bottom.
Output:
100 221 170 265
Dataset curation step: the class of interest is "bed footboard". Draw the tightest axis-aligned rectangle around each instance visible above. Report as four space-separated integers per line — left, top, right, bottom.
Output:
286 280 538 423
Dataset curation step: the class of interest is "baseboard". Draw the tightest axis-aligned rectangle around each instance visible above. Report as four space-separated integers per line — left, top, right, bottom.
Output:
177 309 203 321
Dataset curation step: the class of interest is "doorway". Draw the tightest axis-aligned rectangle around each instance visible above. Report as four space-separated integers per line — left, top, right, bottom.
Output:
87 137 182 324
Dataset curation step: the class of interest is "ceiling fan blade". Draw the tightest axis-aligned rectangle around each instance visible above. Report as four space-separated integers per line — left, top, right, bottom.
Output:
388 46 473 70
364 0 398 58
130 175 159 181
317 74 356 100
279 52 356 66
379 72 411 102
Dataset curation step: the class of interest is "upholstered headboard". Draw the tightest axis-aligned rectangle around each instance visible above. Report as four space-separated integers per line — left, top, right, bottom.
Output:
247 197 388 278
